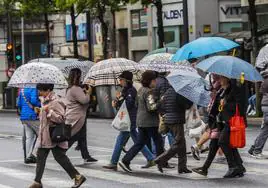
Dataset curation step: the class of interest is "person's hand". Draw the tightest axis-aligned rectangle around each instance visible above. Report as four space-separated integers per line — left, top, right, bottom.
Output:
112 100 117 107
43 105 49 113
84 85 92 95
34 107 40 114
116 91 121 98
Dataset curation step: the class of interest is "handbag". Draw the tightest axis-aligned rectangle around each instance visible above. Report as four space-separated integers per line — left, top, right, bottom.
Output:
229 105 246 148
50 123 71 143
111 101 131 132
189 120 207 138
185 105 202 129
158 115 169 134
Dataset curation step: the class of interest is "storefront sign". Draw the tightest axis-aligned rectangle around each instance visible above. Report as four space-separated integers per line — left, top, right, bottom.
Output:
219 1 242 22
152 3 183 27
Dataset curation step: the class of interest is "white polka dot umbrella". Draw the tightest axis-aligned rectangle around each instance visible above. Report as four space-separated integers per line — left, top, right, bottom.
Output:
8 62 68 88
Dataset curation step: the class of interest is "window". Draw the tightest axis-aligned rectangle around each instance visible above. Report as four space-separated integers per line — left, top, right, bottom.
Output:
131 9 148 37
219 22 243 33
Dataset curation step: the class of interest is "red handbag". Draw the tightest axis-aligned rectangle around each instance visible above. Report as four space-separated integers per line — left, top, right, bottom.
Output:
229 105 246 148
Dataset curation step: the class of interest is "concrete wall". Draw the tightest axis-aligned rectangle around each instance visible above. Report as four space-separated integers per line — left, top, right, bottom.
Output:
195 0 219 38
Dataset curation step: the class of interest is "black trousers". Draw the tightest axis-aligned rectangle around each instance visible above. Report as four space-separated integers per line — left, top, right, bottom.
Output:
203 139 219 170
68 119 91 159
155 124 187 170
35 147 79 183
122 127 164 164
218 125 243 168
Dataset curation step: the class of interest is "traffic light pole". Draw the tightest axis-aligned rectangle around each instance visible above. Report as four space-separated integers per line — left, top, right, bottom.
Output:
21 17 25 65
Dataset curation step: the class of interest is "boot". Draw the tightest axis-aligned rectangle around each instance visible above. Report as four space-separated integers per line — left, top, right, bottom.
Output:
141 160 156 169
72 175 86 188
223 167 243 178
29 182 42 188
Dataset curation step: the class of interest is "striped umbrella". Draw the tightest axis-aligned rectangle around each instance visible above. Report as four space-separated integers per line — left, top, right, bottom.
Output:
138 53 180 73
83 58 138 86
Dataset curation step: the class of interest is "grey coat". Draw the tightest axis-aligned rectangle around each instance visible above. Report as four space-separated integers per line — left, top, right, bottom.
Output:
136 87 159 128
65 86 90 136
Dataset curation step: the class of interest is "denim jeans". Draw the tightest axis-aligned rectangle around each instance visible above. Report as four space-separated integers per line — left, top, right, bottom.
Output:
252 106 268 154
111 128 154 165
151 131 175 156
122 127 164 165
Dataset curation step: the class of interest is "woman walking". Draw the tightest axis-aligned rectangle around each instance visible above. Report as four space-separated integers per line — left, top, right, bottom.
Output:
119 71 164 172
193 76 246 178
103 71 155 170
29 84 86 188
66 68 97 163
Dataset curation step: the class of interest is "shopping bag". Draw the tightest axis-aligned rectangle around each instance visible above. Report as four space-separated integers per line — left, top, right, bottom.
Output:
185 105 202 129
229 105 246 148
189 120 207 138
111 101 131 132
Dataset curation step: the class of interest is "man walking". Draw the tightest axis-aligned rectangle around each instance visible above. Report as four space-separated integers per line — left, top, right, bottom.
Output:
155 87 193 173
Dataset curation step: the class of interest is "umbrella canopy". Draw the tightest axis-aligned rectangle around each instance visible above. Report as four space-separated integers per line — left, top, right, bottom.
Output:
256 44 268 70
167 67 210 107
171 37 239 62
146 47 179 56
83 58 137 86
8 62 68 88
138 53 179 72
196 56 263 82
29 58 94 80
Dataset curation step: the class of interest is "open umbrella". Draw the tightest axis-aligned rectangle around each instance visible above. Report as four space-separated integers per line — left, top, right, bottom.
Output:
8 62 68 88
29 58 94 80
146 47 179 56
83 58 137 86
167 67 210 107
256 44 268 70
138 53 179 72
171 37 239 62
196 56 263 82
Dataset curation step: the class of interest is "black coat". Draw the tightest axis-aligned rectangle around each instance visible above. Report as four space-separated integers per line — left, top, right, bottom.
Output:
218 80 248 130
162 87 193 125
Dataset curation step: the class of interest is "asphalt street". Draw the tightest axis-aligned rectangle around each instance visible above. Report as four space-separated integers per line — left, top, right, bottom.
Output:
0 113 268 188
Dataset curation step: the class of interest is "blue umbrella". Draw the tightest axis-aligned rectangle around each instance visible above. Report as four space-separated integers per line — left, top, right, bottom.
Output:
167 67 210 107
196 56 263 82
171 37 239 62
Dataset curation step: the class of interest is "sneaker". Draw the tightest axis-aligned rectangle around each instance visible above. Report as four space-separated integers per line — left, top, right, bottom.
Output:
251 152 265 159
103 163 117 171
72 175 86 188
200 146 210 154
191 145 200 161
118 161 132 173
248 146 254 155
25 155 37 164
29 182 42 188
84 156 98 163
141 160 156 169
178 168 192 174
192 167 208 176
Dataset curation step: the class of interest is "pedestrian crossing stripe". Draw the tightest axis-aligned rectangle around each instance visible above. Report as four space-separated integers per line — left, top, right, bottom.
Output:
0 184 13 188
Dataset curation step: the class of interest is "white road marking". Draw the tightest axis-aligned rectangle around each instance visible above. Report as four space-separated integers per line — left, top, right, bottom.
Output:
0 184 13 188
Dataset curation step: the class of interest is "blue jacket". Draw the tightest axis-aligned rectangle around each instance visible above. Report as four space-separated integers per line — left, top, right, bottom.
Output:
17 88 41 121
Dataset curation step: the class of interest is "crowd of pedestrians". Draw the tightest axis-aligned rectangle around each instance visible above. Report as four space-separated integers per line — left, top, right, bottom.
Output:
17 66 266 188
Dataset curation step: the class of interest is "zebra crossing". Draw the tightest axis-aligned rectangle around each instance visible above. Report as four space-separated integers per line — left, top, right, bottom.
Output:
0 148 267 188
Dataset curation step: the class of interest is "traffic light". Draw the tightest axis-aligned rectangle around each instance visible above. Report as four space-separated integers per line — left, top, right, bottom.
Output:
15 45 22 65
6 43 13 63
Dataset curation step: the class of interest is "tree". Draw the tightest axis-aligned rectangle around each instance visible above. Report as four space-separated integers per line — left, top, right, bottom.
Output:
56 0 83 58
138 0 164 48
18 0 56 57
248 0 261 116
